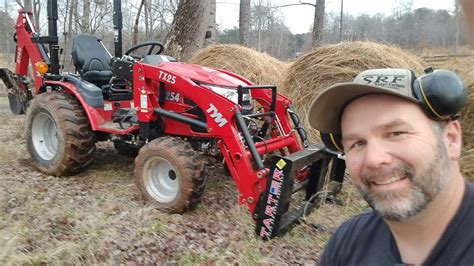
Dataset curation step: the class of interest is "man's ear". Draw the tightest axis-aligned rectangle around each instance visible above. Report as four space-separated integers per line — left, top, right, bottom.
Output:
444 120 462 160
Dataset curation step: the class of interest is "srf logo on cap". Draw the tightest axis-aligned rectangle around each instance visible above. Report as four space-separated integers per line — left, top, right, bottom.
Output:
361 74 407 90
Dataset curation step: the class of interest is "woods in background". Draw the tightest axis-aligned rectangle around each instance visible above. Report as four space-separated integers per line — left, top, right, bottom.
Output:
0 0 471 62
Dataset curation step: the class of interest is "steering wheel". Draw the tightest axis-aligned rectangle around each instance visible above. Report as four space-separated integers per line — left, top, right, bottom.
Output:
124 41 164 59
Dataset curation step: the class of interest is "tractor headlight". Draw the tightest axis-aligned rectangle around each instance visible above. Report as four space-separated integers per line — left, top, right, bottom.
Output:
200 83 252 104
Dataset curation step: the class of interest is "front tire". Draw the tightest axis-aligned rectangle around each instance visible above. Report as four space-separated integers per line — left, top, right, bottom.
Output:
26 92 96 176
134 137 206 213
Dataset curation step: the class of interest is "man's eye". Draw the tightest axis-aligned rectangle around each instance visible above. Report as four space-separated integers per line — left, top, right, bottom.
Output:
348 141 365 150
389 131 407 137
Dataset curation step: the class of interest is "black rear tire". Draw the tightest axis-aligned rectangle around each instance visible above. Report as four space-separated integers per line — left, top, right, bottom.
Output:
26 92 96 176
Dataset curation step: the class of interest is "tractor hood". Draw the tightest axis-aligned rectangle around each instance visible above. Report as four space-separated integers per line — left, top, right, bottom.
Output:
159 62 249 87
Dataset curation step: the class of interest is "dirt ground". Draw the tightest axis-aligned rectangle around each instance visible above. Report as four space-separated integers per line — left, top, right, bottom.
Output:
0 95 367 264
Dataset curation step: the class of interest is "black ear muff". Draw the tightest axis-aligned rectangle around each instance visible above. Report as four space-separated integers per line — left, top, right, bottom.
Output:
412 69 468 120
320 132 344 153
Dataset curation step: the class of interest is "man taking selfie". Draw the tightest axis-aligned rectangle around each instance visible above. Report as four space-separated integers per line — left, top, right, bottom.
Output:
308 68 474 265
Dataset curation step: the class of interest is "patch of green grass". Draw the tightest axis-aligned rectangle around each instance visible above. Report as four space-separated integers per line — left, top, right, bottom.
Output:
147 220 167 235
178 251 211 264
13 223 31 239
233 237 264 264
17 242 88 265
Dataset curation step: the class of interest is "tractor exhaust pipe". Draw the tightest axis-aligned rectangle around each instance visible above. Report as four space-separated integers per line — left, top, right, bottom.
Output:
113 0 123 58
47 0 59 74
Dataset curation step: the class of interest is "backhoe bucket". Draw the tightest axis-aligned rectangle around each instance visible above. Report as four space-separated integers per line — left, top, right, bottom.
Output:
0 68 26 115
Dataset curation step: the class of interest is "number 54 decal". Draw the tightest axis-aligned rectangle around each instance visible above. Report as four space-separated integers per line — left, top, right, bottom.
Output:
165 91 180 102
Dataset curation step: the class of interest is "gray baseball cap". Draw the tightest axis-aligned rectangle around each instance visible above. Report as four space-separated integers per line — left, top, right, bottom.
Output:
308 68 419 134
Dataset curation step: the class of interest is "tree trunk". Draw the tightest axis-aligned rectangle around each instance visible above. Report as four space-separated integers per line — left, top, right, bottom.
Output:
82 0 91 33
312 0 325 47
144 0 149 39
5 0 12 64
64 0 76 71
22 0 32 12
204 0 216 47
133 0 146 46
339 0 343 41
73 0 78 34
165 0 211 60
460 0 474 48
239 0 250 46
19 0 34 29
33 0 40 31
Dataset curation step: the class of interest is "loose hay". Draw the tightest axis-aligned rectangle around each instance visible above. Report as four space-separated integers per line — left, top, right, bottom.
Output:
421 54 474 181
189 44 289 86
281 41 426 143
460 80 474 181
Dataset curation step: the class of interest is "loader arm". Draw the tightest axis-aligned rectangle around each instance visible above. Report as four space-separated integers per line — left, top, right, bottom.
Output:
135 62 335 238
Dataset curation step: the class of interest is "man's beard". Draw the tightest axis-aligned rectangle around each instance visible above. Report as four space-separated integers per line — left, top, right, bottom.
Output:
356 138 451 222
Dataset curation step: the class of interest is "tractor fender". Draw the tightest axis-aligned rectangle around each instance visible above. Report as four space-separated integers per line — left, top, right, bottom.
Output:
61 75 104 108
43 78 106 131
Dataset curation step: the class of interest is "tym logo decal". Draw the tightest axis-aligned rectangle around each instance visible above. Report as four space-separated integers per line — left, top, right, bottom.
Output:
158 70 176 84
206 104 228 127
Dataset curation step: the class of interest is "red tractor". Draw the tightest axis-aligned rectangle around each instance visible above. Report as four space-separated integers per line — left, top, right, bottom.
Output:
0 0 340 238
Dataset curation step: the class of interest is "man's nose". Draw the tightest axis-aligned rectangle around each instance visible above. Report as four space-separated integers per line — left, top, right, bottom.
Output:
362 140 393 170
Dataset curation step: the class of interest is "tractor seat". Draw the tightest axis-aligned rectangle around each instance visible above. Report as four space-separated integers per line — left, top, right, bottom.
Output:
71 34 113 86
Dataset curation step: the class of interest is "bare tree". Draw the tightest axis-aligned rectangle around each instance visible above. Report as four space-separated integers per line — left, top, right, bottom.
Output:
73 0 112 35
32 0 40 30
73 0 79 34
165 0 211 60
252 0 282 51
3 0 8 14
239 0 250 46
82 0 91 33
16 0 41 30
312 0 325 47
4 0 11 63
0 9 15 68
142 0 177 41
61 0 77 71
272 0 325 47
18 0 31 11
133 0 146 46
204 0 216 47
459 0 474 47
144 0 150 38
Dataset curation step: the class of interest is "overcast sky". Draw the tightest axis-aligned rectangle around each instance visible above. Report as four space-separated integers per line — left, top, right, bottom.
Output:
216 0 456 34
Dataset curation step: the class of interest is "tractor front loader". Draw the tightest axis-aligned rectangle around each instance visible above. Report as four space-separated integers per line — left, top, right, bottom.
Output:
0 0 342 238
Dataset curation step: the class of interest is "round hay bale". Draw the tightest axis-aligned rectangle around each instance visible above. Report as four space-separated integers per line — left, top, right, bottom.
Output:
420 55 474 181
189 44 289 86
460 82 474 181
281 41 426 143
